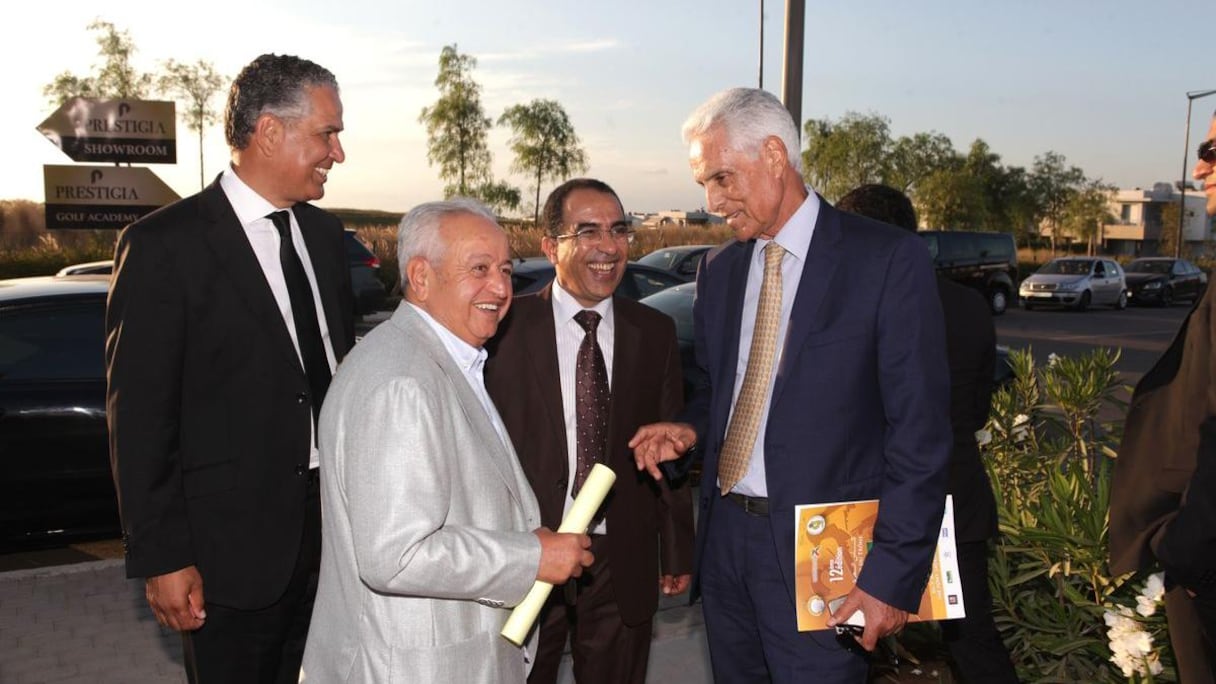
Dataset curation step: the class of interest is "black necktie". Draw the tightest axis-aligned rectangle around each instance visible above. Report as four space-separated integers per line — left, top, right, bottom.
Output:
573 310 610 495
267 210 331 421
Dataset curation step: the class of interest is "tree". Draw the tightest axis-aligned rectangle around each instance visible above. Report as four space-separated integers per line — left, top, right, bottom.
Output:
474 180 522 215
1062 180 1116 255
43 20 154 106
418 45 493 197
802 112 892 201
499 99 589 224
887 131 959 195
915 168 988 230
158 59 226 190
1030 151 1086 253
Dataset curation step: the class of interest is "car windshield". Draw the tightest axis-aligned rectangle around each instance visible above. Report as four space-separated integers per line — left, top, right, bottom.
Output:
636 250 679 270
1039 260 1092 276
1126 260 1172 274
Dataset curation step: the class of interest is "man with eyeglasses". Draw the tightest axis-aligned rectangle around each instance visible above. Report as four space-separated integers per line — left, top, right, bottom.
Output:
485 178 694 684
1112 111 1216 681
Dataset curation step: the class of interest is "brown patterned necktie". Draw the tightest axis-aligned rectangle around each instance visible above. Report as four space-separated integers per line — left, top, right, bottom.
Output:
573 310 610 495
718 241 785 494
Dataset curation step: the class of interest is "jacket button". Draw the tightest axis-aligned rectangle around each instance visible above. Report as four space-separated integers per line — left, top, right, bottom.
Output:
295 393 308 404
295 464 307 476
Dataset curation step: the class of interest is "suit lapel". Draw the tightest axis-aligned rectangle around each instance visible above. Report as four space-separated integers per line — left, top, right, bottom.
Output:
296 205 350 358
608 297 641 463
710 241 752 436
771 200 843 406
197 181 304 381
524 288 571 477
399 306 532 512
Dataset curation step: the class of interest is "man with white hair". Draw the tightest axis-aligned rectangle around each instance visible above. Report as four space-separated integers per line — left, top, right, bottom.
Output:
301 199 593 683
631 88 951 681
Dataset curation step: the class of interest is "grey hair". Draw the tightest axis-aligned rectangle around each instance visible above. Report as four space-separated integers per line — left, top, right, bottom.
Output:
224 54 339 150
397 198 501 289
681 87 801 173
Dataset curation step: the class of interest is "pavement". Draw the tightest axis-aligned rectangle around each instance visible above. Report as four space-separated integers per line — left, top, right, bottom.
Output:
0 557 711 684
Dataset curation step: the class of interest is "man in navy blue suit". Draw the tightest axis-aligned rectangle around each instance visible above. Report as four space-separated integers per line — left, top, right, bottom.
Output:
631 88 951 682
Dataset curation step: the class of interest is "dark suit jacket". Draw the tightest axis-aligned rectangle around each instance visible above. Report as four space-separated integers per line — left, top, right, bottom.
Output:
937 276 998 543
681 200 951 613
106 178 355 610
484 286 694 626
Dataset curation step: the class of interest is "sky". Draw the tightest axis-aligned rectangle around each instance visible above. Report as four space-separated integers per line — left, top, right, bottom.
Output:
3 0 1214 217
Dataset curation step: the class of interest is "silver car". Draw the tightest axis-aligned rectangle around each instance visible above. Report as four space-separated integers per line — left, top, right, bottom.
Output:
1019 257 1127 311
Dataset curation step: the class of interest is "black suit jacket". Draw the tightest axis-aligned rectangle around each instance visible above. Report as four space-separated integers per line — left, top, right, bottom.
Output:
937 276 998 542
484 286 694 626
105 178 354 610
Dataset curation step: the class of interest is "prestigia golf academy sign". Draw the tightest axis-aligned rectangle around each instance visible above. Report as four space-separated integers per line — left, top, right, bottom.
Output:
43 165 180 230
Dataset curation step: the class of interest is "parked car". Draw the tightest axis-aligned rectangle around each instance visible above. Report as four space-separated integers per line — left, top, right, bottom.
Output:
635 245 712 281
0 275 118 551
1124 257 1208 307
56 229 387 315
509 256 685 300
638 282 1014 400
1019 257 1127 311
918 231 1018 315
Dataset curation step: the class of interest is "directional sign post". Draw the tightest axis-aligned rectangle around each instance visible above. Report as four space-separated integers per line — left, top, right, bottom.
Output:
43 165 180 230
37 98 176 164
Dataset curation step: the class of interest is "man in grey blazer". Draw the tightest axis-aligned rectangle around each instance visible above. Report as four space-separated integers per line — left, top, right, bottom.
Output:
300 199 594 683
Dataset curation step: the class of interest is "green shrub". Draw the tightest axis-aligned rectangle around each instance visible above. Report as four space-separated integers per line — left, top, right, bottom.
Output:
984 348 1175 682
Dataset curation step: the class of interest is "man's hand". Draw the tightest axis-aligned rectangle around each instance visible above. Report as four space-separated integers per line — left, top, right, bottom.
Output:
628 422 697 480
534 528 594 584
145 566 206 632
825 586 908 652
659 573 692 596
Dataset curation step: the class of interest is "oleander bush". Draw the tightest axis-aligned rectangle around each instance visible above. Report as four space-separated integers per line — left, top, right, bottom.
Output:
984 348 1175 682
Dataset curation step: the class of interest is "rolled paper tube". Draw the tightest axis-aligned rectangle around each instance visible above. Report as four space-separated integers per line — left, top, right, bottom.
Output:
500 463 616 646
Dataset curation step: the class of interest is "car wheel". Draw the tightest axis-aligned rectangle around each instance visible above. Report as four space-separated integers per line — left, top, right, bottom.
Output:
1161 287 1174 308
1114 290 1127 310
989 288 1009 315
1075 290 1091 312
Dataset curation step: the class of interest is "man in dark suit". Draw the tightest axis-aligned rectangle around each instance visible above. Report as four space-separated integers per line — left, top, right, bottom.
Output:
1111 110 1216 683
485 178 694 684
836 184 1018 683
631 88 951 682
106 54 354 684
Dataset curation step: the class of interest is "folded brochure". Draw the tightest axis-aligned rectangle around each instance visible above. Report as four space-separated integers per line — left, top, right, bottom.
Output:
794 495 964 631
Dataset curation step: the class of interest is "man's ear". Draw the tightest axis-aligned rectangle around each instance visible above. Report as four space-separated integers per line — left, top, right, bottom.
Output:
252 113 283 157
405 256 431 302
540 236 559 265
762 136 789 175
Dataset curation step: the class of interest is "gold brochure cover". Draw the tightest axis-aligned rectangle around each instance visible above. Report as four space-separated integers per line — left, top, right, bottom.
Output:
794 495 965 631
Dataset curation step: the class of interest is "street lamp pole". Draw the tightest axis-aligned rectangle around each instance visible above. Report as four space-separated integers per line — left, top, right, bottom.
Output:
1179 89 1216 258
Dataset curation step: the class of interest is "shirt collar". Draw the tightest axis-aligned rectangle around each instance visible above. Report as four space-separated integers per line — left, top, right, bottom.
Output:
406 302 488 374
220 166 284 227
757 189 819 262
550 279 614 327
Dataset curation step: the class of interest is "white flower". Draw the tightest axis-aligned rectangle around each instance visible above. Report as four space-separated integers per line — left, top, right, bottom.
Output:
1142 572 1165 602
1104 600 1163 678
974 429 992 446
1048 352 1061 367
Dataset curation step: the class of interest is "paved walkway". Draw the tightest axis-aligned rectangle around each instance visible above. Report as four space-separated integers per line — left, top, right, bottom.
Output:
0 559 710 684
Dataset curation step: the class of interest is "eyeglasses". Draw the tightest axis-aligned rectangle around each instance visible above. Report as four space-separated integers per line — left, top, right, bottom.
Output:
1200 139 1216 165
553 224 636 246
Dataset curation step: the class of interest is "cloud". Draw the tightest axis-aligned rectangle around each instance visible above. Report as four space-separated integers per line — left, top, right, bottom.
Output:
478 39 620 63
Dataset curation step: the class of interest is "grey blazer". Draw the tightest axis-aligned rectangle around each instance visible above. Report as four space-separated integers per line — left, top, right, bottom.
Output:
301 303 542 683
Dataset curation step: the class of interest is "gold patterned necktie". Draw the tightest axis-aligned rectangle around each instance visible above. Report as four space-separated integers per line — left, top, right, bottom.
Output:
718 241 784 495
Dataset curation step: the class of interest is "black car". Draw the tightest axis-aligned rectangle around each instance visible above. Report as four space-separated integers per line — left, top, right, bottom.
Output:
0 275 118 551
635 245 712 281
56 230 388 315
919 231 1018 315
509 257 685 300
639 282 1014 400
1124 257 1207 307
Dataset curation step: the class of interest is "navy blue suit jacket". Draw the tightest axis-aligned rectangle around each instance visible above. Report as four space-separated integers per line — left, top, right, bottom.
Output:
682 200 951 613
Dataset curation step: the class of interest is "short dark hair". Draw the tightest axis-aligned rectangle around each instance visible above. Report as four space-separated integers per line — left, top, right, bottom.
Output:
224 54 339 150
540 178 623 236
836 184 918 233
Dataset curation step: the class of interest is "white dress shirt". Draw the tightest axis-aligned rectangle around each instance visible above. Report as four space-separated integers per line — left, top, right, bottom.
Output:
550 282 614 534
219 167 337 468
